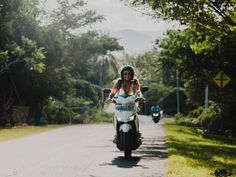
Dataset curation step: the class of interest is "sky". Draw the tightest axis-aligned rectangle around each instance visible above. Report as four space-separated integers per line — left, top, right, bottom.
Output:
46 0 179 32
84 0 176 32
45 0 181 54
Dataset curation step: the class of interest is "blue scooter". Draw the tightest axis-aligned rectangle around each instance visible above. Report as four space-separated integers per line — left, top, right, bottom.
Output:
151 106 162 123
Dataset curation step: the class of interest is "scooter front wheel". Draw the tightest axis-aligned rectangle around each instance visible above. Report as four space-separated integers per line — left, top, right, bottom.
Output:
124 149 132 159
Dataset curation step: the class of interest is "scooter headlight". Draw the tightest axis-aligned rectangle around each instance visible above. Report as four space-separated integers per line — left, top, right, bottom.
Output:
116 115 135 122
129 115 135 121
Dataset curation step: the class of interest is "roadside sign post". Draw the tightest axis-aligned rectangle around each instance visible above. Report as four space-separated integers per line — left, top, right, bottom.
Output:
213 71 231 89
213 71 231 130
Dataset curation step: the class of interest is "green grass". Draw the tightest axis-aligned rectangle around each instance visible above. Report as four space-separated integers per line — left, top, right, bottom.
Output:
0 125 64 142
164 118 236 177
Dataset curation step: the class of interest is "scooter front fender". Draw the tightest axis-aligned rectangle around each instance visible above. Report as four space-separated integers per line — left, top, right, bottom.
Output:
119 124 132 132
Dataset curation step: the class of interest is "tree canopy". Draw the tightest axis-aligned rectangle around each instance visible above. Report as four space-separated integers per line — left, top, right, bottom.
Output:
127 0 236 36
122 0 236 132
0 0 124 125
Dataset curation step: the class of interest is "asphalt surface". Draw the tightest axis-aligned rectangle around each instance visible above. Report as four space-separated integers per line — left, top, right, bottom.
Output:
0 116 167 177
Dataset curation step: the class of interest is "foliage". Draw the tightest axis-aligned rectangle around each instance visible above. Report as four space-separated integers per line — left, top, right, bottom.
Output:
127 0 236 36
68 31 123 83
145 83 173 114
124 0 236 133
188 106 204 118
198 101 221 132
0 36 46 75
75 79 100 106
43 98 77 124
174 112 184 119
0 0 124 126
88 109 113 123
214 168 234 177
164 120 236 177
49 0 104 38
134 50 160 81
155 27 236 131
174 113 195 126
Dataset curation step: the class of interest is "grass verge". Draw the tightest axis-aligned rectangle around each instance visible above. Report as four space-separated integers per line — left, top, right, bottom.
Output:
0 125 64 142
164 118 236 177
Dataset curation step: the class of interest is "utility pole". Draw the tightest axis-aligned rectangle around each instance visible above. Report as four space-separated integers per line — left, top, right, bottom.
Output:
99 56 104 110
204 84 209 109
176 70 180 114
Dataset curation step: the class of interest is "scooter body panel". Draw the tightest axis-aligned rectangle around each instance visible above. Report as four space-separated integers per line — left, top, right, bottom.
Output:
112 94 141 152
151 109 161 123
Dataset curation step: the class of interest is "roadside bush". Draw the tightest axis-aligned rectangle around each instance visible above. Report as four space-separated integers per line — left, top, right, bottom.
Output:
75 80 100 106
175 112 184 120
43 98 77 124
0 113 11 127
198 101 221 131
174 113 194 126
188 106 204 118
89 108 112 123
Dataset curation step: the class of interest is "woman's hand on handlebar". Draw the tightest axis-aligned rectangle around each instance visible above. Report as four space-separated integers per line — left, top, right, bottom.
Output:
104 98 113 104
136 97 145 103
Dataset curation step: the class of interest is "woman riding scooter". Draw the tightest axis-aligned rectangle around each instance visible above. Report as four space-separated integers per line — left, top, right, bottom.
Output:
107 64 144 142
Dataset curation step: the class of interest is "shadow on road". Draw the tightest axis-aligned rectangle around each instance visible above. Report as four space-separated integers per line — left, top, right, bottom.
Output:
100 156 143 168
111 156 142 168
100 136 167 169
134 137 168 160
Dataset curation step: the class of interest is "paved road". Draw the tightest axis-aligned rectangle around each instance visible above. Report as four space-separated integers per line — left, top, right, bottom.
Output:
0 116 167 177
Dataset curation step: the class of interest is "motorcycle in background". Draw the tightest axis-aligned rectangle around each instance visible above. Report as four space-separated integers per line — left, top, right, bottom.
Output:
151 105 163 123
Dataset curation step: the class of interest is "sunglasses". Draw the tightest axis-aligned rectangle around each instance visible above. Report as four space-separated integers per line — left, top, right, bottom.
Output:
123 72 132 76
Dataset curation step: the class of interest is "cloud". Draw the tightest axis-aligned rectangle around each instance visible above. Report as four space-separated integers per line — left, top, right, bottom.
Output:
45 0 180 32
85 0 172 32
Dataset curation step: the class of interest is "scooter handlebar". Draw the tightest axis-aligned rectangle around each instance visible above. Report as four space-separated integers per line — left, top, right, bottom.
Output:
105 95 145 104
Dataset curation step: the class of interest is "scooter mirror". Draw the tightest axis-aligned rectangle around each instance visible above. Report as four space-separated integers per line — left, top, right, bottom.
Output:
103 88 111 94
141 86 149 93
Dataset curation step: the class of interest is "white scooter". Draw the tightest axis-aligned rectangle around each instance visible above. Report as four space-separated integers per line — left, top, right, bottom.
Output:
104 87 148 159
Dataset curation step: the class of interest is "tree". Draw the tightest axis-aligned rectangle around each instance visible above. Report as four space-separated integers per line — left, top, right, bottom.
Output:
67 31 123 84
122 0 236 132
49 0 104 38
126 0 236 36
0 0 124 126
0 0 47 125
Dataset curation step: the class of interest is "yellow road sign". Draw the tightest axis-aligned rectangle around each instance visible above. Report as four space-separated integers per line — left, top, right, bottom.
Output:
213 71 231 88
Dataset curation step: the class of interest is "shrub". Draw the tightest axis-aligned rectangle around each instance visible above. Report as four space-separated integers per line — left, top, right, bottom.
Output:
174 113 193 126
43 98 77 124
175 112 184 120
198 101 221 131
89 108 113 123
188 106 204 118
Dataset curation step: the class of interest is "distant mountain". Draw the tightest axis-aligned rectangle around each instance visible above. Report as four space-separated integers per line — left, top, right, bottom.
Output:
108 29 164 55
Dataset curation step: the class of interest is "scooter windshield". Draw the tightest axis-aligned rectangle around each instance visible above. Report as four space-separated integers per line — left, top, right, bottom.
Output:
152 109 160 113
116 104 135 111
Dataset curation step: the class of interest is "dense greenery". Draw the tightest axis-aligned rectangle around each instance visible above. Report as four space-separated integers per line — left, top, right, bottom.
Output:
122 0 236 133
0 0 123 126
1 0 236 135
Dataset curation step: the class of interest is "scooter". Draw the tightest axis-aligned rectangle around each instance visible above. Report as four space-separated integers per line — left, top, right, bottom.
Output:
104 87 148 159
151 108 161 123
151 107 163 123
